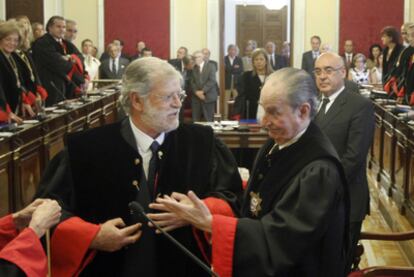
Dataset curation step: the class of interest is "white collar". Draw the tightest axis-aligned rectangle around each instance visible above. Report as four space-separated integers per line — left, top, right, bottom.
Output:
129 117 165 153
270 125 308 152
324 86 345 103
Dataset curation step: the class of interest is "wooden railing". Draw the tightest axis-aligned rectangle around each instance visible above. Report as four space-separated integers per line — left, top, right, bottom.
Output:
0 87 120 216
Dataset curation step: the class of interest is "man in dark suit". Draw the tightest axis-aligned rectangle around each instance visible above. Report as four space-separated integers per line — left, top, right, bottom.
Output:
301 35 321 76
265 41 287 71
224 44 243 118
341 40 355 71
190 50 218 121
99 43 130 79
130 41 146 60
100 39 130 62
201 48 218 72
32 16 86 106
313 52 374 274
168 46 188 73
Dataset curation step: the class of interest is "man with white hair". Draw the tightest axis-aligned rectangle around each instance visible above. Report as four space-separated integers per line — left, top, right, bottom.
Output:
36 57 242 277
151 67 350 277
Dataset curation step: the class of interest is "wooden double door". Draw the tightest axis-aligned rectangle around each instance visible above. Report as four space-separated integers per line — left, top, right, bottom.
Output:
236 5 288 53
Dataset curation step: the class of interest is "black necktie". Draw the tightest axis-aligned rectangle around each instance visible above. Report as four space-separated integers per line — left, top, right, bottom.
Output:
112 59 117 74
315 98 330 121
147 141 160 198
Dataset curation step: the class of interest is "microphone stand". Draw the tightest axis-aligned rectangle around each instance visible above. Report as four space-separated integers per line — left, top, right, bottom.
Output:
129 202 220 277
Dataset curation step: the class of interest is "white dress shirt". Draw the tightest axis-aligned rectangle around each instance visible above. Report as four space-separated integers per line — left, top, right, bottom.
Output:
318 86 345 114
129 118 165 179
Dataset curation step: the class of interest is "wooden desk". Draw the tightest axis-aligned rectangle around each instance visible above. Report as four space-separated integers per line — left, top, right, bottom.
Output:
215 129 268 149
0 88 120 216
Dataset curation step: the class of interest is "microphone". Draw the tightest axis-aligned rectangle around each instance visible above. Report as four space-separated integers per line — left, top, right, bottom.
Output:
50 81 67 101
128 201 219 277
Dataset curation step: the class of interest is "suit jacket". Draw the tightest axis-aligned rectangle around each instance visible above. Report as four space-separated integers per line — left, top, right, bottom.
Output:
268 53 288 71
233 71 264 118
99 57 130 79
314 88 374 222
190 62 218 103
100 52 130 62
168 58 183 72
224 55 243 89
301 50 316 76
341 53 355 69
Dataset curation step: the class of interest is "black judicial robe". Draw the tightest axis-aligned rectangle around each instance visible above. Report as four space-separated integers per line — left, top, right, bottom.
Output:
36 118 243 277
31 34 85 106
209 122 349 277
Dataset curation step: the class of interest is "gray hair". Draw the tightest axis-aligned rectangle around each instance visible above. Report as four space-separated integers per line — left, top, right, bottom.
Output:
120 57 183 114
267 67 318 118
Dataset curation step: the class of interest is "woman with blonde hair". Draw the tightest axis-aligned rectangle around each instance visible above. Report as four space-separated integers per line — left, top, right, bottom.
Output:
15 17 48 114
348 53 370 85
233 48 273 119
0 21 42 123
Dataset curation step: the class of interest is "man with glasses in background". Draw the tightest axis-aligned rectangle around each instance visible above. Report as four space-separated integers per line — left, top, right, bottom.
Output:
313 52 374 274
35 57 242 277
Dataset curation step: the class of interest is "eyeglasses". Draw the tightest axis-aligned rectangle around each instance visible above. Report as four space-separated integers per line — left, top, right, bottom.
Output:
154 90 187 103
313 66 343 76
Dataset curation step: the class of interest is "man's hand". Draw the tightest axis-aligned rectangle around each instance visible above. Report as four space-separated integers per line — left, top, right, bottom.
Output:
8 112 23 124
148 192 192 233
22 103 36 118
12 198 47 230
90 218 142 252
28 200 62 237
153 191 213 233
195 90 206 101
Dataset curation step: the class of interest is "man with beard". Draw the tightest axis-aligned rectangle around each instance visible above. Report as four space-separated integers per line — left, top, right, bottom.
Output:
35 57 242 277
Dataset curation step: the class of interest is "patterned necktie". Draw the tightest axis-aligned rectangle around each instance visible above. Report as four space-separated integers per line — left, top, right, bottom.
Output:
315 98 330 121
147 141 160 198
112 59 117 74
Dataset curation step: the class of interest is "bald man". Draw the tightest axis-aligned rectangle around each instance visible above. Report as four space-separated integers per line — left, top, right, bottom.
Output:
313 52 374 273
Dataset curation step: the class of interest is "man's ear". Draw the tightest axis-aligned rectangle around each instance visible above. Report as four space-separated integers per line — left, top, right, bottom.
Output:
130 93 144 112
299 103 311 119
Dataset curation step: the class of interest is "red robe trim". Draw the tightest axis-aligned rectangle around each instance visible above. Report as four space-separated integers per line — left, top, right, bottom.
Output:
0 104 11 122
192 198 236 266
0 227 47 277
51 216 100 277
211 215 238 277
36 85 48 100
0 215 18 249
67 54 85 96
203 197 235 217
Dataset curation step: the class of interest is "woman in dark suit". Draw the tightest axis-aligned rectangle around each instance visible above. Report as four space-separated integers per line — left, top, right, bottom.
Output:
381 26 404 84
233 48 273 119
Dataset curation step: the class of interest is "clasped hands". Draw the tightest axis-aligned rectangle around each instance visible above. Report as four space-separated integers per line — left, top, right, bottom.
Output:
90 191 212 252
148 191 212 233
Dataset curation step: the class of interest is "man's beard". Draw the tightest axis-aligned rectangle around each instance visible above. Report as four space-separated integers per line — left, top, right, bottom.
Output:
141 101 180 134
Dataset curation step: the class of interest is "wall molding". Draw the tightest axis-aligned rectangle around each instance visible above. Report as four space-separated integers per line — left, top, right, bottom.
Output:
0 0 5 19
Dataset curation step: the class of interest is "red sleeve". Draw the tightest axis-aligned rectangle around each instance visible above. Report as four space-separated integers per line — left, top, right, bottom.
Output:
203 197 235 216
0 228 47 277
211 215 238 277
192 198 236 264
0 215 18 250
51 217 100 277
0 104 11 122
